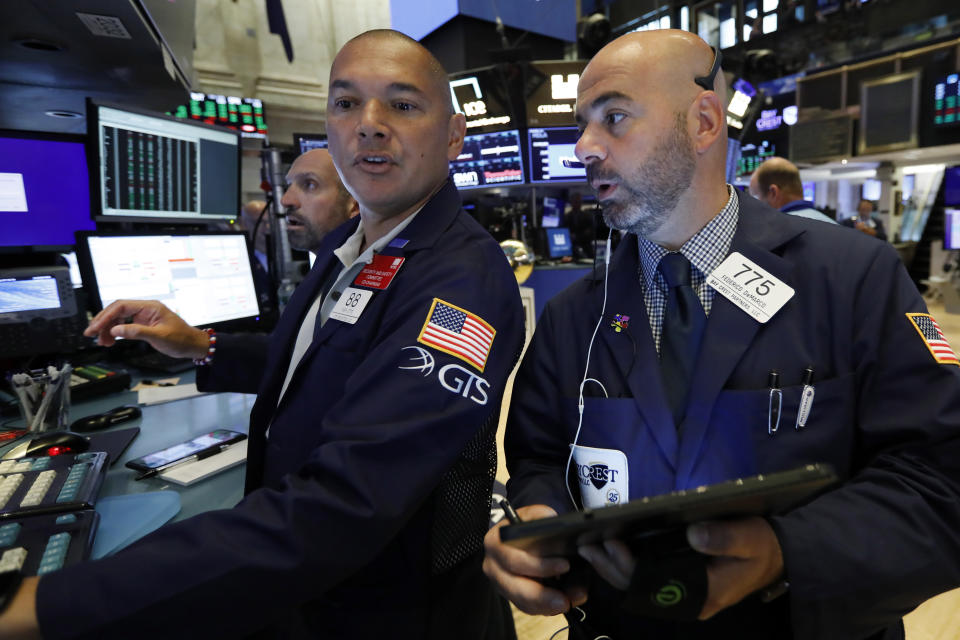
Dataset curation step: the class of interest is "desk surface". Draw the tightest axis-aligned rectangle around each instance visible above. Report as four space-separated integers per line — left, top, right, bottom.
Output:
52 369 255 523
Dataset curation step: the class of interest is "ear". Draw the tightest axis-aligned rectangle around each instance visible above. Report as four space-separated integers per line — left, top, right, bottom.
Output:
689 91 725 155
346 197 360 219
447 112 466 162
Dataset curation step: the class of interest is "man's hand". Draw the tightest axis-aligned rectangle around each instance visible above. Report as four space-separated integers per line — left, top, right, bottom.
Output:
578 516 784 620
482 504 587 616
84 300 210 360
0 575 40 639
687 516 784 619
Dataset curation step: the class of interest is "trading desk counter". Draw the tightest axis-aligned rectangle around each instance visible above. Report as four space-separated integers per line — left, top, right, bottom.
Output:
68 373 255 523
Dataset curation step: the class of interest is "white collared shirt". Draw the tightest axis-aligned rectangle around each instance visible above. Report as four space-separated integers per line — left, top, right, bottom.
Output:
275 210 421 406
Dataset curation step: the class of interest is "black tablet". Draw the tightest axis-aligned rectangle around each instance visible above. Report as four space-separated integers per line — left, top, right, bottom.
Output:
500 463 838 556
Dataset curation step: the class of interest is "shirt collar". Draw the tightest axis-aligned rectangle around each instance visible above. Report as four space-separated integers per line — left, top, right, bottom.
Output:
637 184 739 289
333 205 423 268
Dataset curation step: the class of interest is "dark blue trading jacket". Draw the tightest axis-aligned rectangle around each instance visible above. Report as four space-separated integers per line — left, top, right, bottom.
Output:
506 192 960 639
38 181 525 639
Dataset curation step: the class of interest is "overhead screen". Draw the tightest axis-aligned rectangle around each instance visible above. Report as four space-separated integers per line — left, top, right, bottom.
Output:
89 101 240 223
171 92 268 138
77 232 259 327
527 127 585 184
450 130 524 189
0 132 96 248
859 71 920 155
934 73 960 127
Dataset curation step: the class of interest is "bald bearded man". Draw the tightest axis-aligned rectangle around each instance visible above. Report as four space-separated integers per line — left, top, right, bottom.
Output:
485 29 960 640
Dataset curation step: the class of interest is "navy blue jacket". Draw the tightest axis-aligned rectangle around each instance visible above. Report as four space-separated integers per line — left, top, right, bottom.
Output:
38 182 525 639
506 192 960 639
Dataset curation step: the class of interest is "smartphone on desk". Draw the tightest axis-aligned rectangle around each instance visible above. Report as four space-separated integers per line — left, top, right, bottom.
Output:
125 429 247 473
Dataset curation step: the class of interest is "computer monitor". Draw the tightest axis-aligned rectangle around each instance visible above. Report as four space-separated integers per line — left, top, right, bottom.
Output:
545 227 572 259
449 130 524 189
294 133 328 154
736 140 776 177
0 130 96 249
945 166 960 207
934 73 960 127
527 127 586 184
945 208 960 250
76 231 260 328
87 100 241 223
541 196 564 228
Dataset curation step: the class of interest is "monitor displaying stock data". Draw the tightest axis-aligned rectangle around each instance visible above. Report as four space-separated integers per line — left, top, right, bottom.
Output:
527 127 585 184
76 232 259 327
88 101 240 223
449 130 525 189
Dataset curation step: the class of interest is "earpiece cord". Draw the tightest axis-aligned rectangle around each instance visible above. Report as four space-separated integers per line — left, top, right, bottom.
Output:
565 227 613 510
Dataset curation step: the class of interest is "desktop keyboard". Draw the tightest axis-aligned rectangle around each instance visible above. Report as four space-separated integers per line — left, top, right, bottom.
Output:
0 452 108 519
0 510 98 576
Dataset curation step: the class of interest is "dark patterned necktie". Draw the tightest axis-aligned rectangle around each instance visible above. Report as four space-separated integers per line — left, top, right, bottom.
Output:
658 252 707 427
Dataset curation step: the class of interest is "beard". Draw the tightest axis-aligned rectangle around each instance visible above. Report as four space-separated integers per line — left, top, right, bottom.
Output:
587 112 696 237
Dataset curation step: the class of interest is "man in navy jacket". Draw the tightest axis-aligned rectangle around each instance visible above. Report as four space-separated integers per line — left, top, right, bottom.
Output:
2 30 523 639
484 29 960 639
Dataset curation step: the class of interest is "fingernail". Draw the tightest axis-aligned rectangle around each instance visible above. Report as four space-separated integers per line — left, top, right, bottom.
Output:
688 524 709 551
550 596 567 611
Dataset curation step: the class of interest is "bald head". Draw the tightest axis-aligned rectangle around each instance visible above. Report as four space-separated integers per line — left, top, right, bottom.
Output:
749 156 804 209
573 30 730 249
580 30 724 117
337 30 453 114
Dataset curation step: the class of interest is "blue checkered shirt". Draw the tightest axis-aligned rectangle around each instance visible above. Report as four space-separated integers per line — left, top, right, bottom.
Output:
637 186 740 353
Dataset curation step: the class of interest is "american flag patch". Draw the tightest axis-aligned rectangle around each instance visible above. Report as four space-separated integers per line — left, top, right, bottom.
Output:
907 313 959 365
418 299 495 372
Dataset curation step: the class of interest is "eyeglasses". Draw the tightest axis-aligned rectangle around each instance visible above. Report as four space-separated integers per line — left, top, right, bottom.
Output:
694 47 722 91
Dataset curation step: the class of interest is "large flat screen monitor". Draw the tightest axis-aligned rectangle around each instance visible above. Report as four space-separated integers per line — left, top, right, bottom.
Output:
88 100 241 223
76 231 260 328
0 130 96 249
450 129 524 189
859 71 920 155
527 127 586 184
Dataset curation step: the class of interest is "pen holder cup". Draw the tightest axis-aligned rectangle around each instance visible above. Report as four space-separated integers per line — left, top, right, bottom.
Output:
11 371 72 434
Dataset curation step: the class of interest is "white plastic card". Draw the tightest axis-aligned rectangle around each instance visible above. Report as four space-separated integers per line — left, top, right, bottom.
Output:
329 287 373 324
707 252 795 323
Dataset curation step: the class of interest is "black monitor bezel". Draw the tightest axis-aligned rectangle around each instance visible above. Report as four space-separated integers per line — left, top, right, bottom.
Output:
74 229 262 331
0 128 92 253
86 98 242 225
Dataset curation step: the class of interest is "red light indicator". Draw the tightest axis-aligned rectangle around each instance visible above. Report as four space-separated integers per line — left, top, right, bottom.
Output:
45 446 72 456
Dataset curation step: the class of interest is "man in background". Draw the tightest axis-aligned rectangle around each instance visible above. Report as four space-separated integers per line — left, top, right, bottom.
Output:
749 156 836 224
281 148 359 254
843 198 887 240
